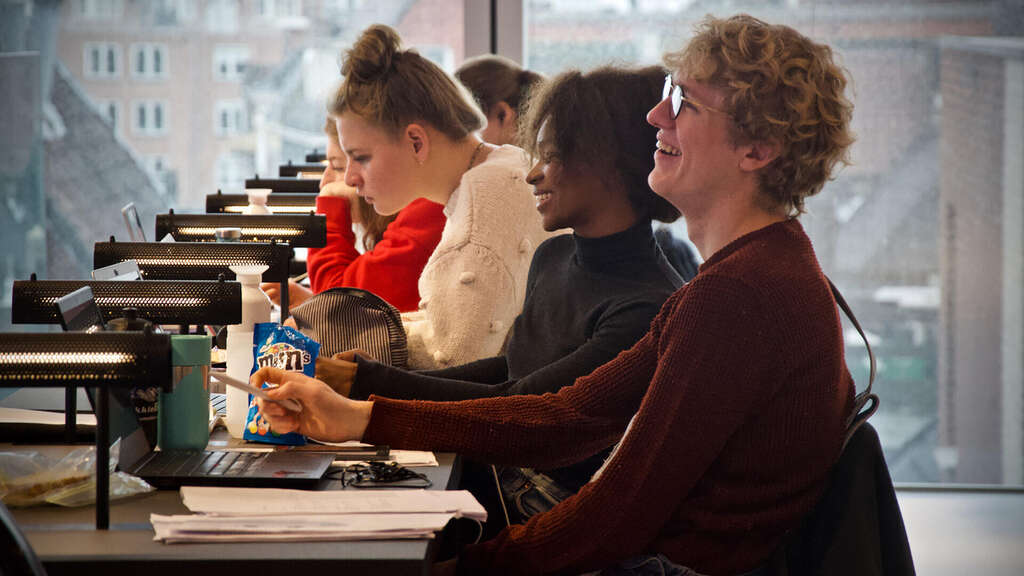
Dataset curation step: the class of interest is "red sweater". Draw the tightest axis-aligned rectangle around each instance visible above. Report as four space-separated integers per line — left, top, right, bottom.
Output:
306 196 445 313
364 219 854 575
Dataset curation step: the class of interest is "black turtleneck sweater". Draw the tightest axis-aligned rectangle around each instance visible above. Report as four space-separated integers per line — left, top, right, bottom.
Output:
351 219 684 488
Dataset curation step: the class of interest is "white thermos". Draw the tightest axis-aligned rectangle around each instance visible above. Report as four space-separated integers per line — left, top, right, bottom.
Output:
224 264 272 438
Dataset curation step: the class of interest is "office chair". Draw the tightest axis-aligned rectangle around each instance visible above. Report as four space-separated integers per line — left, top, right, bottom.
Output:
768 422 916 576
0 500 47 576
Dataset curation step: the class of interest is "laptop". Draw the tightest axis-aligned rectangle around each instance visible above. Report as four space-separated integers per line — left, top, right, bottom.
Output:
56 285 107 332
56 287 333 488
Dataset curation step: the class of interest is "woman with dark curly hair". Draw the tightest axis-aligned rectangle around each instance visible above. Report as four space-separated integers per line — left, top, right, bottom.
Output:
256 14 858 576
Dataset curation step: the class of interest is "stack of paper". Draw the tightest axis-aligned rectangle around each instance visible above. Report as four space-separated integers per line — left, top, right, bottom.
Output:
151 486 486 544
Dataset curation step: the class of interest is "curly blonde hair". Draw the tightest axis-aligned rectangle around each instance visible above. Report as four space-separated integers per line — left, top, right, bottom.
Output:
666 14 855 215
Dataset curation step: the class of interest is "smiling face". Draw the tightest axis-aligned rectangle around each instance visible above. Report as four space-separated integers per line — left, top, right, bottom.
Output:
336 112 420 216
646 76 745 217
526 119 625 235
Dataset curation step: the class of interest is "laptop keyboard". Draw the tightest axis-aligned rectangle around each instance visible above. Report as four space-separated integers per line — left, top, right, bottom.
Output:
140 450 266 477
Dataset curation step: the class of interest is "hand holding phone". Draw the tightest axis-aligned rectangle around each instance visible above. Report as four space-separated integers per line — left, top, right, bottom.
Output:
209 371 303 413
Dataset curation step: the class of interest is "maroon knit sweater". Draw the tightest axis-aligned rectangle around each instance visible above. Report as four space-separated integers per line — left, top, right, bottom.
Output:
364 219 854 575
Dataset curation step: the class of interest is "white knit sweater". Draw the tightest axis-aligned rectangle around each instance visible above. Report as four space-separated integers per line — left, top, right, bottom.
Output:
401 145 552 369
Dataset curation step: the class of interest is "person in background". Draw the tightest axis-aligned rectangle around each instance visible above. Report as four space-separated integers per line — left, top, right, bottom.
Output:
315 65 683 527
328 24 551 369
256 13 857 575
263 117 446 313
455 54 543 147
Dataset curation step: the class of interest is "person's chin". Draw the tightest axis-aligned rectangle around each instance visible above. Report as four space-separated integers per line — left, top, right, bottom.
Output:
648 170 670 198
540 214 565 232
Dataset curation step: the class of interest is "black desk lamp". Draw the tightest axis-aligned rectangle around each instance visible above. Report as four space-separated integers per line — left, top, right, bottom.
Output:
205 191 317 215
244 175 319 193
278 162 325 178
11 277 242 327
93 240 294 319
155 211 326 248
0 331 172 529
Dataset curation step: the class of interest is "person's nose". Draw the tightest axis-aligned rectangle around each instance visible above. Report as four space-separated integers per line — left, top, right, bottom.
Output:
319 166 336 190
526 161 543 186
344 164 361 189
648 97 672 129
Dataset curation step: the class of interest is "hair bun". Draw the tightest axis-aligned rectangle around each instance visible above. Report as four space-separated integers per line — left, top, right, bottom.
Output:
343 24 402 82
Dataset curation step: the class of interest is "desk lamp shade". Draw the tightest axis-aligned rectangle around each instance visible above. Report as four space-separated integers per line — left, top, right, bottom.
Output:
0 332 172 391
155 212 326 247
244 176 319 194
278 163 326 178
206 192 317 215
94 241 290 283
12 279 242 326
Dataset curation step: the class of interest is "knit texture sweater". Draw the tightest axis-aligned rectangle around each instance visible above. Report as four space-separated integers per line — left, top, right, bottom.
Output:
306 196 445 313
363 219 855 575
401 145 552 369
352 218 683 489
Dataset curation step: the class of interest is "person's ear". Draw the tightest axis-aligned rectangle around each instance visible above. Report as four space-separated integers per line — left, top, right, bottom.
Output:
738 138 781 173
404 123 430 164
494 101 515 128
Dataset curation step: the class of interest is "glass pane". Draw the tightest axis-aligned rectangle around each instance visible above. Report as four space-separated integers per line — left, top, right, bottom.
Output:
137 104 145 129
136 48 144 74
526 0 1024 487
153 48 162 74
154 103 162 129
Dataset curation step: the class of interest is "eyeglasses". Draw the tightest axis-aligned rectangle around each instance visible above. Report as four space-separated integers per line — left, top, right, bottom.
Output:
662 75 729 119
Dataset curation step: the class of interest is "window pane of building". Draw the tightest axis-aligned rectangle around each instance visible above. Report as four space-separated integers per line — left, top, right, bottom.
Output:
527 0 1024 486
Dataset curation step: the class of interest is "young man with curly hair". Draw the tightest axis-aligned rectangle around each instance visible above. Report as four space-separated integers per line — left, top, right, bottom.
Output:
254 14 857 576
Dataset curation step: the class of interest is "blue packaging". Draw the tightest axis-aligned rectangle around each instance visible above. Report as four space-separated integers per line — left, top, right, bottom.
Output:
243 322 320 445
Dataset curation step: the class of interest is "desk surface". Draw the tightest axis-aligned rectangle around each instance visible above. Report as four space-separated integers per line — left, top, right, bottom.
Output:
10 448 459 576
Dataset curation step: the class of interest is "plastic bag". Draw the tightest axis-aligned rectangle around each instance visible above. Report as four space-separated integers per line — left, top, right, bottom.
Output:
243 322 319 446
0 440 154 508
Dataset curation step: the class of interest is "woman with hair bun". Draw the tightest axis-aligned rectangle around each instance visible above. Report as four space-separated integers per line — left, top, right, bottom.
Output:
331 24 551 369
455 55 543 146
263 117 445 313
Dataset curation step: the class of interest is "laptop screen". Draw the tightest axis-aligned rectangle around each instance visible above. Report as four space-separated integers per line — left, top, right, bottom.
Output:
56 286 107 332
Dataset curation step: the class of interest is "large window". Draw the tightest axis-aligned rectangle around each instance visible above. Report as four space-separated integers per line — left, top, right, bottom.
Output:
526 0 1024 487
9 0 1019 491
